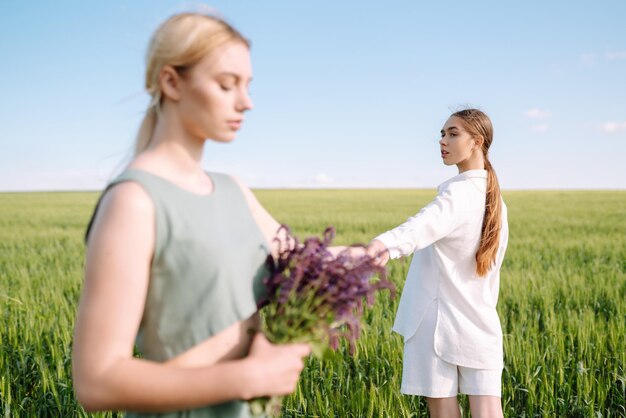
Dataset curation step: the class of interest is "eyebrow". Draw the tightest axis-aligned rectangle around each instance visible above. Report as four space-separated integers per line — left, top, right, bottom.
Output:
440 126 460 134
215 72 253 83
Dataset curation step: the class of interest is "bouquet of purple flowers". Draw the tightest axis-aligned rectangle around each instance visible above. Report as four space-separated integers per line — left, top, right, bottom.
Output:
249 225 395 416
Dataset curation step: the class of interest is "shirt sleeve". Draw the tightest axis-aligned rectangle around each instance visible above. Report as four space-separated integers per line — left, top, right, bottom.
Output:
374 186 461 259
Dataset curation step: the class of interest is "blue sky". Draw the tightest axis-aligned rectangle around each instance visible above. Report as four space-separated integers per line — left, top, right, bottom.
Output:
1 0 625 191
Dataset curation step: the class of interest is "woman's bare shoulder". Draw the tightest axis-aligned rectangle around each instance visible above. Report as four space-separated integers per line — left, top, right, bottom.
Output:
101 181 153 217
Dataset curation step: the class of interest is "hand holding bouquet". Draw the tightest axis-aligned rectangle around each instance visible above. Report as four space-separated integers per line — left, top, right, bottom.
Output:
249 225 395 416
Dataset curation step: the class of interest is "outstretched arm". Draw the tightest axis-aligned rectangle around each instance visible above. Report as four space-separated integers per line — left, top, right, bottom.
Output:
367 187 461 265
232 177 352 258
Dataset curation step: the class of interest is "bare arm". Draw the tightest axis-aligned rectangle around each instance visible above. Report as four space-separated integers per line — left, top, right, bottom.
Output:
232 178 284 258
232 177 352 257
72 182 309 412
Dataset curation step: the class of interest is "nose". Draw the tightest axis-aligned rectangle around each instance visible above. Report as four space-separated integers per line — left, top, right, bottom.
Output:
439 136 446 146
236 90 254 112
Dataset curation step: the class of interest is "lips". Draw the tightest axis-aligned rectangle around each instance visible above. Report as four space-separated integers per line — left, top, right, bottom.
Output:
441 150 449 158
227 120 243 130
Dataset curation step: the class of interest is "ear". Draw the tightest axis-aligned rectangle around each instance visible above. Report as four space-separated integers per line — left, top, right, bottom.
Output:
159 65 182 102
473 136 484 151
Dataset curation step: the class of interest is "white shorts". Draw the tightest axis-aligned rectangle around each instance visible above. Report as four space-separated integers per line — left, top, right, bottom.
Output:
401 299 502 398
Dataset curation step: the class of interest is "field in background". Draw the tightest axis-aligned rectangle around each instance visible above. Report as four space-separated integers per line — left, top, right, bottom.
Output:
1 190 624 417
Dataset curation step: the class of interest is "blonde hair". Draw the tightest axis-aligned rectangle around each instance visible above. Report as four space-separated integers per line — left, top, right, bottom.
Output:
135 13 249 155
452 108 502 277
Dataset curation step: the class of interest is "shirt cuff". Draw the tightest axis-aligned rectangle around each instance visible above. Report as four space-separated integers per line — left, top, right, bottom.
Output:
374 232 402 260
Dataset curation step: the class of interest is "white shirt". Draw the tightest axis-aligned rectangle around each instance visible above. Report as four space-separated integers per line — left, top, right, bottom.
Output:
375 169 508 369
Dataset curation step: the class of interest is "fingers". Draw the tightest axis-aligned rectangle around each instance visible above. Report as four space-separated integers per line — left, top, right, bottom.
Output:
251 333 310 357
245 336 310 397
366 239 383 255
373 251 389 267
248 332 271 353
367 239 390 266
292 343 311 358
348 246 367 258
266 344 309 395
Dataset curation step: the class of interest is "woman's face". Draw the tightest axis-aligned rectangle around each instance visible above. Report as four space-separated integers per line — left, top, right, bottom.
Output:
439 116 479 168
176 41 253 143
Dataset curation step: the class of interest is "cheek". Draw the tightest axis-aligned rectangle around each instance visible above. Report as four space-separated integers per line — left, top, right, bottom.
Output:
448 142 473 162
183 78 218 106
178 86 224 135
203 89 232 120
192 85 218 110
456 141 474 155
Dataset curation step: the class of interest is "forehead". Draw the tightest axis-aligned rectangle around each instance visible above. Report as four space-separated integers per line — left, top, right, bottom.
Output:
442 116 465 131
195 41 252 79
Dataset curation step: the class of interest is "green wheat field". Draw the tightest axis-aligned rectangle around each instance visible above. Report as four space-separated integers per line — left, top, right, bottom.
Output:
1 190 625 417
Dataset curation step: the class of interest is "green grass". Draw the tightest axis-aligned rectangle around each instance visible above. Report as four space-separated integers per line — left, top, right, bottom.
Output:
1 190 625 417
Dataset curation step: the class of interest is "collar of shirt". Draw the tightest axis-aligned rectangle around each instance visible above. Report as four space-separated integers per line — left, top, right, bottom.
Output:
437 169 488 192
437 169 487 192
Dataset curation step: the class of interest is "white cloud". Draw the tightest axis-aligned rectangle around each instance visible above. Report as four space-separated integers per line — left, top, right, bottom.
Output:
600 122 626 133
531 124 549 132
525 108 551 119
579 50 626 65
606 51 626 61
312 173 334 185
579 53 596 67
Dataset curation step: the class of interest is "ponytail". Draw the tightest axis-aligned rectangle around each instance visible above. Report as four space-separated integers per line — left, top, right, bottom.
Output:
451 108 502 277
134 103 158 156
476 157 502 276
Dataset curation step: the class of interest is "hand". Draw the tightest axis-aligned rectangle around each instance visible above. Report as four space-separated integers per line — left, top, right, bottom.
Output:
367 239 390 267
243 333 311 399
341 246 367 259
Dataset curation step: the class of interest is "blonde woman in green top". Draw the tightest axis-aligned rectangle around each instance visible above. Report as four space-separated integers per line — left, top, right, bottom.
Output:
72 12 313 417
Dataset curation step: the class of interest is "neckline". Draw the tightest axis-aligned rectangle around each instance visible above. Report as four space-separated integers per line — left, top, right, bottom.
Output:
124 168 216 198
438 169 487 190
456 169 487 179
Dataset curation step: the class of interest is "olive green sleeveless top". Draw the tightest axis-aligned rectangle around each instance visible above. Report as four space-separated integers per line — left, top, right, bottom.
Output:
86 169 270 418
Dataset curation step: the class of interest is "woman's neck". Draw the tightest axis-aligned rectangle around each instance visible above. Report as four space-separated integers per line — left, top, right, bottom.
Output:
457 152 485 174
147 111 206 172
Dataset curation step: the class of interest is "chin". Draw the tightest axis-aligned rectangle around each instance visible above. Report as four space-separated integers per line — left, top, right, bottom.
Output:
207 133 237 143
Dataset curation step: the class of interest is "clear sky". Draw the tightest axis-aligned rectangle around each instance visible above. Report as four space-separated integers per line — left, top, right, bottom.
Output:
1 0 625 191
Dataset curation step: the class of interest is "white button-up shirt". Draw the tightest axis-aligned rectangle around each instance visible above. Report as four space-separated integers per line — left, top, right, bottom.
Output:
375 169 508 369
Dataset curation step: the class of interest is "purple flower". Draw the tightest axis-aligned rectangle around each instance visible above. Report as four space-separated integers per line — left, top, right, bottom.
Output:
258 225 395 353
250 225 395 416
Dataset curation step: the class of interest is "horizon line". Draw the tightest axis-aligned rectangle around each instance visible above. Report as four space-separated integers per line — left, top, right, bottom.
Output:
1 187 625 194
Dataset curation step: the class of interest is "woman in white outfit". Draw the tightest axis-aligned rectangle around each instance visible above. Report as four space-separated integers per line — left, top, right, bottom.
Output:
367 109 508 418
